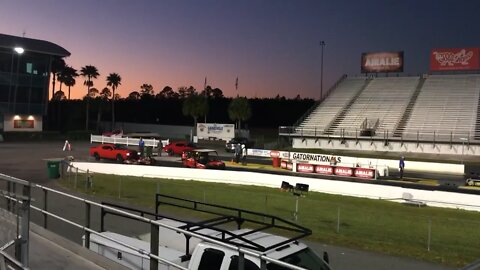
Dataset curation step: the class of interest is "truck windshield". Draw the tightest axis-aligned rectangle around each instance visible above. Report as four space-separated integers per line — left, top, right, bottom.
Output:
267 248 330 270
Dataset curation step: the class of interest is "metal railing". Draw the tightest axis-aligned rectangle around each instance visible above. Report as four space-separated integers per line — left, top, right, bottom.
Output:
0 173 31 269
1 168 321 270
279 126 476 144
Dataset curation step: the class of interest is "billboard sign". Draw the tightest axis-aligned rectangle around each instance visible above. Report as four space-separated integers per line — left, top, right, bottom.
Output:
430 48 480 71
361 51 404 73
197 123 234 141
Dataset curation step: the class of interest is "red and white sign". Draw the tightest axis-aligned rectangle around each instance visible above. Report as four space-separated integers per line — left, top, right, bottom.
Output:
354 168 375 179
334 167 353 177
280 161 287 169
286 163 293 170
14 120 34 129
270 151 280 158
315 165 333 175
297 164 315 173
430 48 480 71
361 51 404 73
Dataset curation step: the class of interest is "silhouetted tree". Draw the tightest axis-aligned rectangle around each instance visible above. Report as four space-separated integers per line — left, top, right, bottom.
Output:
106 73 122 129
50 57 65 99
211 88 224 99
228 97 251 129
80 65 99 130
52 90 66 100
178 86 196 99
182 93 208 134
140 83 154 98
59 66 78 99
156 86 178 99
127 91 141 100
100 87 111 100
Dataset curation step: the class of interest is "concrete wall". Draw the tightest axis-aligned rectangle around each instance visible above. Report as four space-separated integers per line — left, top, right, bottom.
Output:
293 137 478 156
71 162 480 212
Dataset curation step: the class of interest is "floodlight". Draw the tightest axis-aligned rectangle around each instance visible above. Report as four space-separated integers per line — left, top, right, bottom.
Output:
14 47 24 54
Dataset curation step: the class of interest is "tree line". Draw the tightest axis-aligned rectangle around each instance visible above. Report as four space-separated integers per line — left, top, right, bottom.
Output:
48 60 315 132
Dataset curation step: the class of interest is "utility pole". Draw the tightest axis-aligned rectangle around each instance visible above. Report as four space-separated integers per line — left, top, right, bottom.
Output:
320 41 326 100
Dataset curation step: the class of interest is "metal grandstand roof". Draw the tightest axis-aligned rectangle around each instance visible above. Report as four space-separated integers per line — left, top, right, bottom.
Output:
0 33 70 57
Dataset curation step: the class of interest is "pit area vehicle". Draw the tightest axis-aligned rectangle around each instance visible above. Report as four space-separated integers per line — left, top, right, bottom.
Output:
163 141 196 156
225 137 254 152
89 143 138 163
87 194 331 270
182 149 226 169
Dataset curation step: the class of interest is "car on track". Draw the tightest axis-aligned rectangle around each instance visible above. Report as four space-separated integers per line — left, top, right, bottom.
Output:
89 143 138 163
225 137 254 152
163 141 196 156
182 149 226 169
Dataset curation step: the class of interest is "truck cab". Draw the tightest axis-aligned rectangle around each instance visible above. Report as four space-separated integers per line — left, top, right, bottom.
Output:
188 230 330 270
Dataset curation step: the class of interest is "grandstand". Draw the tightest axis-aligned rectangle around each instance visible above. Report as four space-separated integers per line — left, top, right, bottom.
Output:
280 73 480 155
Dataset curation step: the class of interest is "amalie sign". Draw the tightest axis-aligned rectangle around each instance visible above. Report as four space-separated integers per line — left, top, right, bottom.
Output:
430 48 480 71
361 51 404 73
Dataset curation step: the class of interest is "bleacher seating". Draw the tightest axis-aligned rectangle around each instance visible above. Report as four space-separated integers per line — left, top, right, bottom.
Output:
292 74 480 142
298 78 366 134
332 77 419 135
402 74 480 140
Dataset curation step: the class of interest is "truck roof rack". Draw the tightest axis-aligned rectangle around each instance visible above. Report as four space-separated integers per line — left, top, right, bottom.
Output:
100 193 311 255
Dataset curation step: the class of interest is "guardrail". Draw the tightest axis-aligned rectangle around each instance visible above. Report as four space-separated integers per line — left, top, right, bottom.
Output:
0 169 316 270
279 126 475 144
0 173 31 269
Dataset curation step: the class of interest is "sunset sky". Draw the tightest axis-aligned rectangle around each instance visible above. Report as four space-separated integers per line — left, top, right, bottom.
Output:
1 0 479 100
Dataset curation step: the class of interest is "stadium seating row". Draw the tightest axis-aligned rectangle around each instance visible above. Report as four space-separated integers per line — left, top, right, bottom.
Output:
295 74 480 141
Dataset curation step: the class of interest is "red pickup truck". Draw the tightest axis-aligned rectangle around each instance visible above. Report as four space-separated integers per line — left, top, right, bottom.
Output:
89 144 138 163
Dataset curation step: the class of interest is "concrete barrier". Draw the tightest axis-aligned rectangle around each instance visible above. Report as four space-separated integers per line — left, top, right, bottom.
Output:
70 162 480 212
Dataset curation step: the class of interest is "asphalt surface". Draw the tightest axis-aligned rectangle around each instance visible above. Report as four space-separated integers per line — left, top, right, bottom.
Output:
0 140 460 270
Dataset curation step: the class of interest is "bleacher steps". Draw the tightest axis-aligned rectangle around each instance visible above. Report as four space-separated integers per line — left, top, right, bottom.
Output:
393 77 426 137
474 90 480 140
324 79 371 135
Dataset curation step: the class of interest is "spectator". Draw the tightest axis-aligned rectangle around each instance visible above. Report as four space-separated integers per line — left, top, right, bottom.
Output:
234 143 241 163
241 144 247 165
399 156 405 179
330 157 337 166
157 140 163 157
139 137 145 157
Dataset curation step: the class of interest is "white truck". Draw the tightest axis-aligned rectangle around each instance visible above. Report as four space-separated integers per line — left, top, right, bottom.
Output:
85 195 331 270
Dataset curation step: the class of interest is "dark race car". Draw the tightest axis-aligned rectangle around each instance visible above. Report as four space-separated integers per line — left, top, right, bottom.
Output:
182 149 226 169
225 137 254 152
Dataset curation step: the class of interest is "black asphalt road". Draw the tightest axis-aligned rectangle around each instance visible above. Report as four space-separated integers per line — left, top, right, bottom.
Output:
0 140 458 270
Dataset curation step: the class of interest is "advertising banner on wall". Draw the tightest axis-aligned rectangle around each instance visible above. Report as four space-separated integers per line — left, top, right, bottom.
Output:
430 48 480 71
361 51 404 73
196 123 235 141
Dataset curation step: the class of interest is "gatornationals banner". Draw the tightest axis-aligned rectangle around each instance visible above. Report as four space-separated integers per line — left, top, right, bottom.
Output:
430 48 480 71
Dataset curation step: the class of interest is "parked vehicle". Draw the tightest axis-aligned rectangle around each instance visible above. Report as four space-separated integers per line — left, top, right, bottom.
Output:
225 137 254 152
86 194 331 270
182 149 226 169
163 141 196 156
89 143 138 163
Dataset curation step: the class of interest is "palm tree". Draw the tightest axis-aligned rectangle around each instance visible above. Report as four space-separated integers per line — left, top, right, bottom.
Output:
59 65 78 99
228 97 252 129
80 65 99 130
182 93 208 136
106 73 121 130
50 58 66 99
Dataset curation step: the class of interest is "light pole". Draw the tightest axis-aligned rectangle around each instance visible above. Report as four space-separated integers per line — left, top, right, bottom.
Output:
13 47 24 113
320 41 326 100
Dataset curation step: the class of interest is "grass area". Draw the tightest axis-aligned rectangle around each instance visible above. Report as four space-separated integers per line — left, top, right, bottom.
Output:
58 173 480 267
